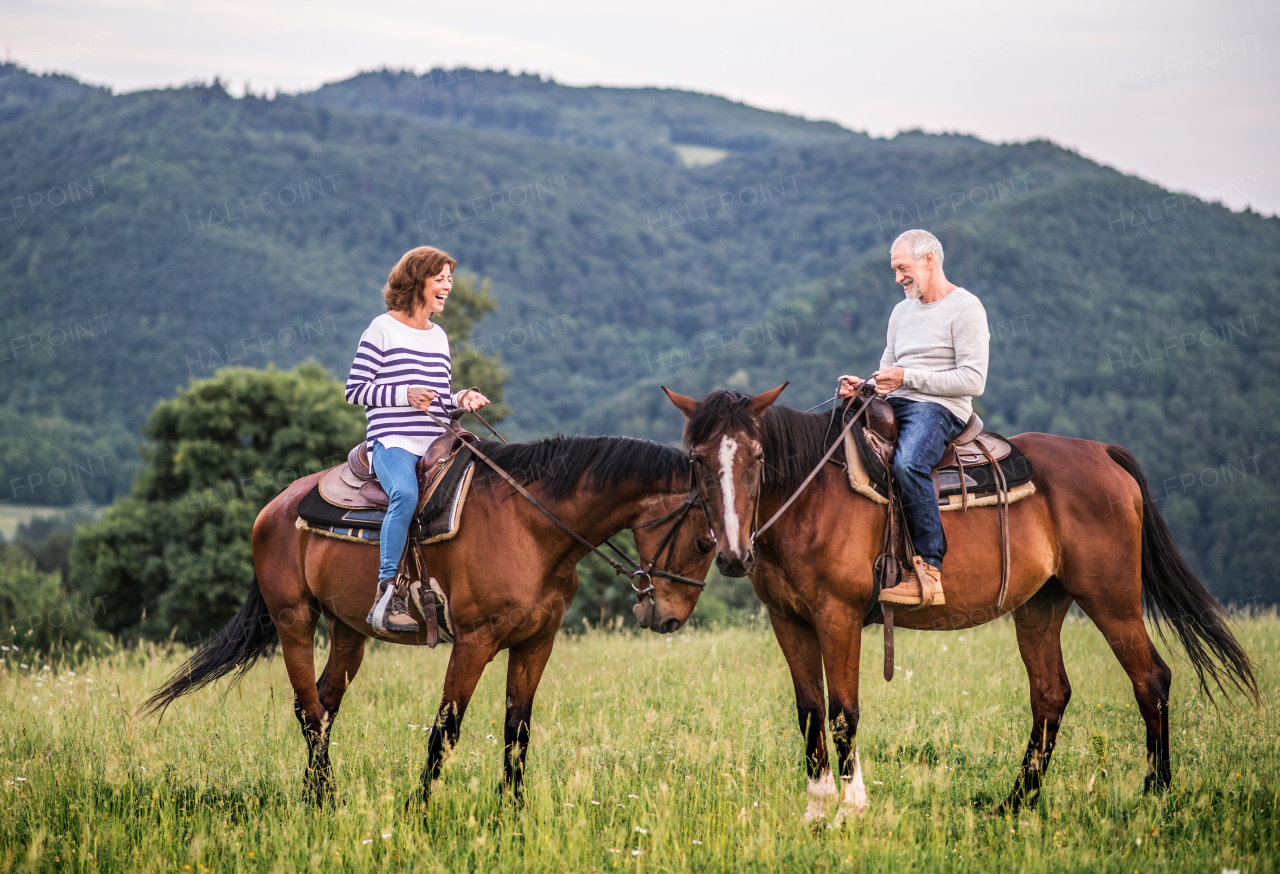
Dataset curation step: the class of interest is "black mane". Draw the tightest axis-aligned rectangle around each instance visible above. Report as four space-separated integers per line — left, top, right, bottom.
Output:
472 434 690 501
682 390 838 498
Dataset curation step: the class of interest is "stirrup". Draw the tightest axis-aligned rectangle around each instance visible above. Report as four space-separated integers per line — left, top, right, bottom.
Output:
367 580 395 633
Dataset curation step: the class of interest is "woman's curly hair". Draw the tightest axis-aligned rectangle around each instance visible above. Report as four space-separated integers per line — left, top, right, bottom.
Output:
383 246 457 314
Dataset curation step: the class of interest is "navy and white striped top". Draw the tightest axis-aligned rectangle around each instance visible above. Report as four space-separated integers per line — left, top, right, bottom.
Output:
344 313 458 455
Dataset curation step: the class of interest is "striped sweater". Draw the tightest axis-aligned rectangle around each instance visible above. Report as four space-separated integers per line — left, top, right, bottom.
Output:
344 313 458 455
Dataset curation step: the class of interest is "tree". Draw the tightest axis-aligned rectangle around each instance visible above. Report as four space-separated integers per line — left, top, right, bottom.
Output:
1 546 107 654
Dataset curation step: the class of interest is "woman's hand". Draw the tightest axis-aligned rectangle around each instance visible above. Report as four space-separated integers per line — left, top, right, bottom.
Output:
457 389 491 412
407 387 438 411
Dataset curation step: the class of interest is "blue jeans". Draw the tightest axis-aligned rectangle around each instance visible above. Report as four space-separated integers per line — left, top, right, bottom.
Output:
888 397 966 569
371 441 420 582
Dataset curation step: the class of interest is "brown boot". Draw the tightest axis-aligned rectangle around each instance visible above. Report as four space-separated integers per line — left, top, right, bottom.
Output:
913 556 945 607
367 579 420 634
878 564 923 606
878 557 946 608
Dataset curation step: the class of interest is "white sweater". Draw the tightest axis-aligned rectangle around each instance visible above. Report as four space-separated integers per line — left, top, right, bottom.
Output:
344 313 457 455
878 287 989 423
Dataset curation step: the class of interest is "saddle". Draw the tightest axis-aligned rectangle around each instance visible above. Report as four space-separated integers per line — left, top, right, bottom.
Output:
318 420 477 513
860 400 1027 501
848 396 1034 618
298 424 478 649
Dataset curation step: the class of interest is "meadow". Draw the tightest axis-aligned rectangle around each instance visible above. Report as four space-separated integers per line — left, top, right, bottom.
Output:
1 613 1276 873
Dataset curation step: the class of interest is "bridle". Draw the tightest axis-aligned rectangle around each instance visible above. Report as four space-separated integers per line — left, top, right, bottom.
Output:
695 383 879 552
423 408 710 597
624 482 712 596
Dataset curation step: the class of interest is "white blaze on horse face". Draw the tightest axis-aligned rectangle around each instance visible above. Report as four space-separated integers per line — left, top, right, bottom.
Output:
717 435 742 555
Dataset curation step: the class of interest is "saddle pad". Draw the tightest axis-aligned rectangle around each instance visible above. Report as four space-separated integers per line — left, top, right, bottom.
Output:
298 451 475 543
842 427 1035 508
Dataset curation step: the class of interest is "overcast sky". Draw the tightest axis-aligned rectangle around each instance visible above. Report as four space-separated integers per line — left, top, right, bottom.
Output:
6 0 1278 214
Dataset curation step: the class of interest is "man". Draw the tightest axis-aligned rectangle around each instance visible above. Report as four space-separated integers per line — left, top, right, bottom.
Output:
837 229 989 607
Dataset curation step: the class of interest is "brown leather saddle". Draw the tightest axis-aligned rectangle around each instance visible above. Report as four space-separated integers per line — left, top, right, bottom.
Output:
856 396 1021 614
319 426 477 514
861 398 1013 499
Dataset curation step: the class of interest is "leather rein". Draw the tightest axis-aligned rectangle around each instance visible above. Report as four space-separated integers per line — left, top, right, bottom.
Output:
423 408 709 594
749 382 879 544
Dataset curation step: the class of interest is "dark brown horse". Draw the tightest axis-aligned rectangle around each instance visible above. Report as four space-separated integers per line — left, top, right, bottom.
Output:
664 385 1258 824
144 435 714 813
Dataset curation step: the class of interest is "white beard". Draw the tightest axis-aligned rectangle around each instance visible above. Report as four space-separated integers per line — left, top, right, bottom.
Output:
903 282 923 301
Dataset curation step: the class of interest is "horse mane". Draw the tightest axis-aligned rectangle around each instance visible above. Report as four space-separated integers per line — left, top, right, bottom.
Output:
681 390 839 498
472 434 690 501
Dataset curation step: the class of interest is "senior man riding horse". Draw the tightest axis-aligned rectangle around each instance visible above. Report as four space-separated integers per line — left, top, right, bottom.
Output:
838 228 989 607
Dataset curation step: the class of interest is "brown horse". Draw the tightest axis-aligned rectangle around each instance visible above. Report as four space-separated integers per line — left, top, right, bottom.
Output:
143 435 714 812
664 384 1258 824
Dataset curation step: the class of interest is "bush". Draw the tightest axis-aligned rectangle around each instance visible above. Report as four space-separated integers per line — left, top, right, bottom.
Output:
0 547 107 654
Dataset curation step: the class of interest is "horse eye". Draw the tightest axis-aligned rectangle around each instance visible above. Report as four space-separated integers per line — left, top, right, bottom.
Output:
695 538 712 555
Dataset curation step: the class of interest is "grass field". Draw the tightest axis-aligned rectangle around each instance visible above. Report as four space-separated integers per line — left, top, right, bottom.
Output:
1 613 1276 873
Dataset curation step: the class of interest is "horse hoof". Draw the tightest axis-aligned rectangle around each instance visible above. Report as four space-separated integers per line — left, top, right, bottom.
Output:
404 788 430 818
494 782 525 807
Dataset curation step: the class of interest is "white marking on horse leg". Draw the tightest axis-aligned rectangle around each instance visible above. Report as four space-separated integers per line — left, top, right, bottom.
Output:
803 769 837 823
718 435 741 555
835 748 870 824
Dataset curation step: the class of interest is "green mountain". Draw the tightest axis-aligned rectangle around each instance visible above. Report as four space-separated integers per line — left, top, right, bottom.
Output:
300 68 857 164
0 63 1276 604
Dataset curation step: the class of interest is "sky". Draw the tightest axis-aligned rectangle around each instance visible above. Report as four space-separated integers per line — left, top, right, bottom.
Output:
5 0 1278 214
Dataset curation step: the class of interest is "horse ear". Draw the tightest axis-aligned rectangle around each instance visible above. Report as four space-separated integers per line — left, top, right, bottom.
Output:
749 382 789 415
662 386 699 418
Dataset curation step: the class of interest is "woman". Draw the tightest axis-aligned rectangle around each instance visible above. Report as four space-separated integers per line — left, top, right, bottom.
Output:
344 246 490 633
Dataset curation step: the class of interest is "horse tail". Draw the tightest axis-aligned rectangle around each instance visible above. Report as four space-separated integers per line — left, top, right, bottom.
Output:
1106 445 1259 704
141 573 280 717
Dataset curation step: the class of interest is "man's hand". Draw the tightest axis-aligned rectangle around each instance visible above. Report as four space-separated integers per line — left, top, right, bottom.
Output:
836 375 863 398
407 387 438 411
870 366 905 394
457 389 491 412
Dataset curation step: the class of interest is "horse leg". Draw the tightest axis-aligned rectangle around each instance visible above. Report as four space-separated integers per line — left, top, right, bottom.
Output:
997 579 1074 814
272 597 330 804
307 616 368 803
1073 593 1173 793
815 611 868 825
411 639 499 817
770 612 834 823
501 633 557 804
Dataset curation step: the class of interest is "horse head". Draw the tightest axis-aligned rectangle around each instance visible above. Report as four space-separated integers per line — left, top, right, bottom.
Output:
663 382 788 577
629 486 716 634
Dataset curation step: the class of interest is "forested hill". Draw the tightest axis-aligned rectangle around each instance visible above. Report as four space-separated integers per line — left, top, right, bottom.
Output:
0 63 1277 603
300 68 858 164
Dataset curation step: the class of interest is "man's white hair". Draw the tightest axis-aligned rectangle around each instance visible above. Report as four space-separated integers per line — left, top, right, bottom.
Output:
891 229 944 266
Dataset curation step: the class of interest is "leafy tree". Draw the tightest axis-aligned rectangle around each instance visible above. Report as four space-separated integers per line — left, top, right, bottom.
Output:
0 546 106 654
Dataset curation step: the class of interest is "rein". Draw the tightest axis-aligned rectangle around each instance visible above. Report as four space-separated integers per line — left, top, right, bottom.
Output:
423 409 708 594
751 383 878 544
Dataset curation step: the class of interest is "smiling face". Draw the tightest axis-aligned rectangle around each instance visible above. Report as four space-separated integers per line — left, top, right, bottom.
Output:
422 263 453 316
891 245 931 300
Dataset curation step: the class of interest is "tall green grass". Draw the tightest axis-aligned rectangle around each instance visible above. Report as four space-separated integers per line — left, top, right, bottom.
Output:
1 613 1276 872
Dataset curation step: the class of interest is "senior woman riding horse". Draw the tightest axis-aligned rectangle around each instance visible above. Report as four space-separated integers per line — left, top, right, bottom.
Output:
344 246 491 633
